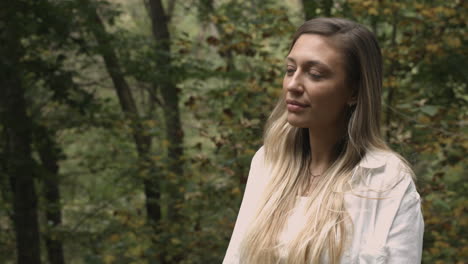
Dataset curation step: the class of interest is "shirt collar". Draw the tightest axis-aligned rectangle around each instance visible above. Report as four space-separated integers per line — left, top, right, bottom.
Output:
357 149 389 169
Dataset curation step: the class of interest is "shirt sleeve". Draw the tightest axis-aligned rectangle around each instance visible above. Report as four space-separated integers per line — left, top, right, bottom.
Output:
359 180 424 264
384 185 424 263
222 146 265 264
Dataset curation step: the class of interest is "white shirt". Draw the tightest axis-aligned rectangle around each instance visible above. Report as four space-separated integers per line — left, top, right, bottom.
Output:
223 146 424 263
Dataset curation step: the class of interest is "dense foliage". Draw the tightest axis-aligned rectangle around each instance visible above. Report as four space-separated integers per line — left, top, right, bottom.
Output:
0 0 466 263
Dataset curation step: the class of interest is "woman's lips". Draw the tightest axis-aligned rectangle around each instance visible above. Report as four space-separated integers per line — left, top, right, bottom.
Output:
287 103 309 112
286 99 309 112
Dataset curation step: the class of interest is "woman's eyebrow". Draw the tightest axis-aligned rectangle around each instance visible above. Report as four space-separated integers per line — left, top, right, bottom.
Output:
285 57 332 72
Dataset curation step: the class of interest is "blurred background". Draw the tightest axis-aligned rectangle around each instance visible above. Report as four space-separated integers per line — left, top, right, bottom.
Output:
0 0 466 263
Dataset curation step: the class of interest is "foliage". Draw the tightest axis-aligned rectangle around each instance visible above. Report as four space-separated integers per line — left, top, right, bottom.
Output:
344 0 467 263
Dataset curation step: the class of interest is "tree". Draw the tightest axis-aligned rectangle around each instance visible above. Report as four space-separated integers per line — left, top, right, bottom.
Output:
302 0 334 20
147 0 185 224
79 0 167 261
35 125 65 264
0 3 42 263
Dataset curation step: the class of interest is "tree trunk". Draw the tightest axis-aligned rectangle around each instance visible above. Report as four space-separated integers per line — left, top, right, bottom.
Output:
302 0 318 20
322 0 333 17
385 12 398 142
147 1 185 263
0 13 42 263
301 0 333 20
82 0 162 232
35 126 65 264
148 0 184 222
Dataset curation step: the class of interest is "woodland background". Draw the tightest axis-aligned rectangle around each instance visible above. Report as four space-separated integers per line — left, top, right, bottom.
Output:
0 0 466 263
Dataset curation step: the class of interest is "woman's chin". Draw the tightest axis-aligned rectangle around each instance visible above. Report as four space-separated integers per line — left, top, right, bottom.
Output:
286 116 309 128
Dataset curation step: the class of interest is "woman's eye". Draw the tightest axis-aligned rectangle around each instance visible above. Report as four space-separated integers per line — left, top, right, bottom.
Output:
286 68 295 76
309 72 322 79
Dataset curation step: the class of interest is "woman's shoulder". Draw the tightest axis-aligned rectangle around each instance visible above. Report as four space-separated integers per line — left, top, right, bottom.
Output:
249 145 265 171
358 149 411 170
247 145 267 179
358 149 413 175
351 148 416 195
252 145 265 160
346 150 423 263
248 145 275 187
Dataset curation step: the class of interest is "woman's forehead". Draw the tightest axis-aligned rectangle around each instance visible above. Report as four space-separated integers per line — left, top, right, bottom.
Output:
287 34 345 69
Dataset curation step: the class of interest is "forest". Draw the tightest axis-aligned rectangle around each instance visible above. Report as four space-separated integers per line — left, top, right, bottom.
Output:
0 0 466 263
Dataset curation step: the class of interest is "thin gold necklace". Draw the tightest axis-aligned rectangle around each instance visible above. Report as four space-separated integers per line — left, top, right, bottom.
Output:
308 166 323 177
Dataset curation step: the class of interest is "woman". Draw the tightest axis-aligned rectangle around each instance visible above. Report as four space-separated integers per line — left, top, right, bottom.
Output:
223 18 424 263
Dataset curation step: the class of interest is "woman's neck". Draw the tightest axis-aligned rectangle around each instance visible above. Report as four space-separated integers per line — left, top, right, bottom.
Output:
308 124 345 175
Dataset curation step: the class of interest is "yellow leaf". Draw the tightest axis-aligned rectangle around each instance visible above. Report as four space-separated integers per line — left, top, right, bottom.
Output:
445 36 461 48
209 15 218 23
103 255 116 264
109 234 120 242
171 238 181 245
224 23 235 34
426 43 439 52
462 140 468 149
421 9 434 18
429 247 440 255
145 120 157 127
362 0 372 7
245 148 256 156
220 15 228 22
126 245 144 257
414 3 424 10
231 187 240 194
434 241 450 248
368 8 378 15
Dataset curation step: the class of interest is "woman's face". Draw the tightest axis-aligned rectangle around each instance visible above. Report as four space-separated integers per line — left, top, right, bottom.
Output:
283 34 353 130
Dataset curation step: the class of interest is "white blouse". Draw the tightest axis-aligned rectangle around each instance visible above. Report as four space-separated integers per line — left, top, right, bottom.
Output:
223 146 424 263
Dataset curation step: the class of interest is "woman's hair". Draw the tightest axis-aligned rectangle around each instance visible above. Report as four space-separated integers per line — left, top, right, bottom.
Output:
239 18 391 263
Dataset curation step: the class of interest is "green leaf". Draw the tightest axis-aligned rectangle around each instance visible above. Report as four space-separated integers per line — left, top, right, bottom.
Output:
420 105 439 116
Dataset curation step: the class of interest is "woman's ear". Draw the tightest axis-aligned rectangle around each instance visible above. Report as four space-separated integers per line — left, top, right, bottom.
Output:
347 98 357 106
348 88 358 106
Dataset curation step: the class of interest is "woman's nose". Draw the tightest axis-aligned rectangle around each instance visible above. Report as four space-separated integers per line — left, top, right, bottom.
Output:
285 72 304 93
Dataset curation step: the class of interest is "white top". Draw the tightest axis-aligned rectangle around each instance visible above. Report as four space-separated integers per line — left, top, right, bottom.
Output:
223 146 424 263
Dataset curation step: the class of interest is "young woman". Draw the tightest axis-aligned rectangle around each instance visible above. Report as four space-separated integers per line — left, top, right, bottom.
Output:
223 18 424 263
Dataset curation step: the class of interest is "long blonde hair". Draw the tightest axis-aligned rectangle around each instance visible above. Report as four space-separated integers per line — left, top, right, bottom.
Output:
239 18 390 263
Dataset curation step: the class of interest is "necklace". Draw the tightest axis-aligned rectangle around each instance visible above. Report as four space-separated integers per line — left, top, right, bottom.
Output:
307 165 323 177
303 166 323 196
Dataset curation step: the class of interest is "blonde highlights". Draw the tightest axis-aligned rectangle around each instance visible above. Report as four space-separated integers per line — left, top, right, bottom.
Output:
239 18 389 263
